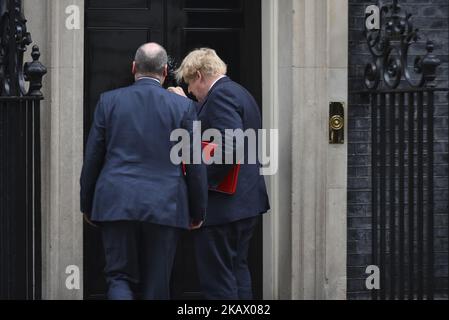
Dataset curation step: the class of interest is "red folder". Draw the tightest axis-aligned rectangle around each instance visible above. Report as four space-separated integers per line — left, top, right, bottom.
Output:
182 141 240 195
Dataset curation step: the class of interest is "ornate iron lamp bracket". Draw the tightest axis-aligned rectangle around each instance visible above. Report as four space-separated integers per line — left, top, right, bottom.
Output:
364 0 441 90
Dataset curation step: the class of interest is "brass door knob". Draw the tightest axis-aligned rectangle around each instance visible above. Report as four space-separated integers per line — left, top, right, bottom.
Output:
330 115 344 131
329 102 345 144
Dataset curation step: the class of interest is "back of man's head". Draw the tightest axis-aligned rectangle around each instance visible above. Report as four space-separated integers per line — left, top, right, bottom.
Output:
134 43 168 77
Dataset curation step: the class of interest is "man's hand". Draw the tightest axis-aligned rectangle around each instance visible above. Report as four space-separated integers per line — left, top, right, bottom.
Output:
189 220 204 230
168 86 187 98
83 213 98 228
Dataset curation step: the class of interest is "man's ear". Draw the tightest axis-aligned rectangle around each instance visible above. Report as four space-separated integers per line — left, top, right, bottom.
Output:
163 64 168 78
132 61 137 75
196 71 203 81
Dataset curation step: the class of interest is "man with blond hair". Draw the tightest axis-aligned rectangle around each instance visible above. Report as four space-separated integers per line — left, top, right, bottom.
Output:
170 48 270 300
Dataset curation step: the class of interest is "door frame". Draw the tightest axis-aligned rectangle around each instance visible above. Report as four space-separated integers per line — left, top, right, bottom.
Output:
261 0 279 300
81 0 277 299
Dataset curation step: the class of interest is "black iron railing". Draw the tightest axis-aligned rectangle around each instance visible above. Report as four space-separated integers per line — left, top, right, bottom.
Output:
356 0 449 300
0 0 46 299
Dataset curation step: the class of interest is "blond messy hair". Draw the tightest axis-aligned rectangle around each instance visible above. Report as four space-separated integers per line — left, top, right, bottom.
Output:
175 48 227 83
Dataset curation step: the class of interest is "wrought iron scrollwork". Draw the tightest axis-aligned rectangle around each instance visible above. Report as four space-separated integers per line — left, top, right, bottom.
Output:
364 0 441 90
0 0 46 97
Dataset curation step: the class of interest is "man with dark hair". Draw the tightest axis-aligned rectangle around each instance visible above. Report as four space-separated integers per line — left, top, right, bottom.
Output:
80 42 207 300
134 43 168 77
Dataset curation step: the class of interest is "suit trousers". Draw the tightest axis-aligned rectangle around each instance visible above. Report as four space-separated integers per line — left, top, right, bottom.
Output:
194 216 259 300
100 221 180 300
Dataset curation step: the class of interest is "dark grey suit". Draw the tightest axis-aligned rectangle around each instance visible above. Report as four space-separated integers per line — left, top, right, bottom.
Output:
80 78 208 299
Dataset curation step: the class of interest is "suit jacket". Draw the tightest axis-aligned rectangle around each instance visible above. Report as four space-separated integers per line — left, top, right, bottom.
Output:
198 77 270 226
80 78 208 229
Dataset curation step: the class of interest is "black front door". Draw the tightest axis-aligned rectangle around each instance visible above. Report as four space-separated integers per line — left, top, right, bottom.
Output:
84 0 262 299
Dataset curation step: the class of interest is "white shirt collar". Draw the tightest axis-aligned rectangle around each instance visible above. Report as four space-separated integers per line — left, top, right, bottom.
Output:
137 76 161 84
209 75 226 91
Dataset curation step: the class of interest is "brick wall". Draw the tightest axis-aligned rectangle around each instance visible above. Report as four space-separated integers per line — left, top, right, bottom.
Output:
348 0 448 299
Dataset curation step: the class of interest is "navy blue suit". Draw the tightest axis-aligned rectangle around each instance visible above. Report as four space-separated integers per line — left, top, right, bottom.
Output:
80 78 208 299
194 77 270 299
